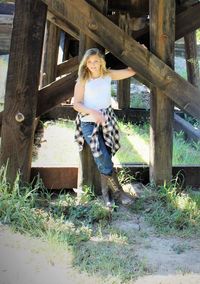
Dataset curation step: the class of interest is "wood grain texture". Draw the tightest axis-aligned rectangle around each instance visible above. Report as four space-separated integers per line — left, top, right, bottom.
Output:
41 0 200 119
149 0 175 184
184 31 200 88
0 0 47 183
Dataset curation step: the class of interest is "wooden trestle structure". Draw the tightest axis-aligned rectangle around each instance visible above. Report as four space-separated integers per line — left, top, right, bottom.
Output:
0 0 200 189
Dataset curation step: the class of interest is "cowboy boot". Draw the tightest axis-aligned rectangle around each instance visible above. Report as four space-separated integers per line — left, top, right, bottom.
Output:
107 171 134 206
100 174 114 208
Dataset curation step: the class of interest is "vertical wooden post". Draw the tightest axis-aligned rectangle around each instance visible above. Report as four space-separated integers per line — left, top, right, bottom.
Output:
0 0 47 184
78 0 108 194
117 12 131 109
149 0 175 184
117 79 130 109
40 20 60 87
184 31 200 88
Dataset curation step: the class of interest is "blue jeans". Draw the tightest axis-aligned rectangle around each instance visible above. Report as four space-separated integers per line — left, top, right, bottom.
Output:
81 122 113 175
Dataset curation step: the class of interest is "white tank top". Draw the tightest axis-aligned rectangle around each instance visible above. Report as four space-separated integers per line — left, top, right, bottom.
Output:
81 75 112 122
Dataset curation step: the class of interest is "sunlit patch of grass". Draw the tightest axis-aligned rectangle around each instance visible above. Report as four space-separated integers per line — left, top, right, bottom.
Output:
115 121 200 165
114 121 149 164
173 131 200 165
131 180 200 236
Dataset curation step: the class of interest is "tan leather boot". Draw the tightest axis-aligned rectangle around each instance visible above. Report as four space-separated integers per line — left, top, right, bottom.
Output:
106 171 134 206
100 174 114 208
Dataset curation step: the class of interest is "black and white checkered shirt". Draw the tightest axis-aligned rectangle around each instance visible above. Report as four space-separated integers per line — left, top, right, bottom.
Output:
74 106 120 158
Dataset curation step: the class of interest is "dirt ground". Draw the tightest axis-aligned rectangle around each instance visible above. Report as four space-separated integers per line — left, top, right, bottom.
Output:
1 209 200 284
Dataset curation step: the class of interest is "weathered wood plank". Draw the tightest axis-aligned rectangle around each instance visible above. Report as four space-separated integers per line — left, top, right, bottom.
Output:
40 20 60 87
117 78 130 109
184 31 200 88
176 2 200 39
41 0 200 119
47 11 79 40
57 56 79 77
149 0 175 184
31 165 200 189
37 71 77 116
0 0 47 184
174 113 200 143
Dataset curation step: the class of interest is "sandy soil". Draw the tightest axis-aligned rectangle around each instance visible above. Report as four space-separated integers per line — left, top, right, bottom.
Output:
0 224 103 284
1 212 200 284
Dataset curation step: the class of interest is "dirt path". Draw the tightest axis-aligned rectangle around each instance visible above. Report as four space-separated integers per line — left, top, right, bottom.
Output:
1 216 200 284
0 224 102 284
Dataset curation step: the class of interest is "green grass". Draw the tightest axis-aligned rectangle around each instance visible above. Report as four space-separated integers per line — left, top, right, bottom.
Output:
0 167 150 283
131 181 200 237
1 165 200 281
115 121 200 165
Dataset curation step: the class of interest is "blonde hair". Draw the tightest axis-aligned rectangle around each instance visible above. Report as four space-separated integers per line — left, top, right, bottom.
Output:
78 48 109 82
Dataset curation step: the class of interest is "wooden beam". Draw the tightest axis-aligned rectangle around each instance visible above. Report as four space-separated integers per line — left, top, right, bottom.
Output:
149 0 175 184
31 166 78 189
56 56 79 77
1 1 200 126
117 79 131 109
47 11 79 40
175 2 200 39
174 113 200 143
31 165 200 189
0 0 47 184
40 20 60 87
37 71 77 116
184 31 200 88
41 0 200 120
2 2 200 54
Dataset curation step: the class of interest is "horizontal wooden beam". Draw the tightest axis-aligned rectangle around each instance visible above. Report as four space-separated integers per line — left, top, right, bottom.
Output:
57 56 79 77
31 166 78 189
176 2 200 39
42 0 200 119
31 165 200 189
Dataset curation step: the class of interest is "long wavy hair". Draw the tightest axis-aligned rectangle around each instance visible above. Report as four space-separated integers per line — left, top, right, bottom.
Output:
78 48 109 82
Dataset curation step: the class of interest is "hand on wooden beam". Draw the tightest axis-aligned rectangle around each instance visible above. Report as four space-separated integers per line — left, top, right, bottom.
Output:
109 67 136 80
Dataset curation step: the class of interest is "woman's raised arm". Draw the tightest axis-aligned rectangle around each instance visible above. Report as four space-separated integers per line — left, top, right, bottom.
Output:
108 67 136 80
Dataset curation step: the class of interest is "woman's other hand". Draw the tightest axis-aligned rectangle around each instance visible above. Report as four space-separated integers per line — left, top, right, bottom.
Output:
90 109 106 124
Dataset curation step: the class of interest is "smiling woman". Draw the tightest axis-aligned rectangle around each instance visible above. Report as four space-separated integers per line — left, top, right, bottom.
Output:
73 47 137 207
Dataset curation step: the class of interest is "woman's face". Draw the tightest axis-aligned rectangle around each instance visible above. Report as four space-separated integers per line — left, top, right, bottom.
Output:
86 54 101 75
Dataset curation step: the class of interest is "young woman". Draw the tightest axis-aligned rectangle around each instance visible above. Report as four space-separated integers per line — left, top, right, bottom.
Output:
74 48 136 207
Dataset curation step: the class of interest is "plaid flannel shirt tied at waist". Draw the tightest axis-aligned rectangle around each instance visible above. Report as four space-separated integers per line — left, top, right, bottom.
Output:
74 106 120 158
